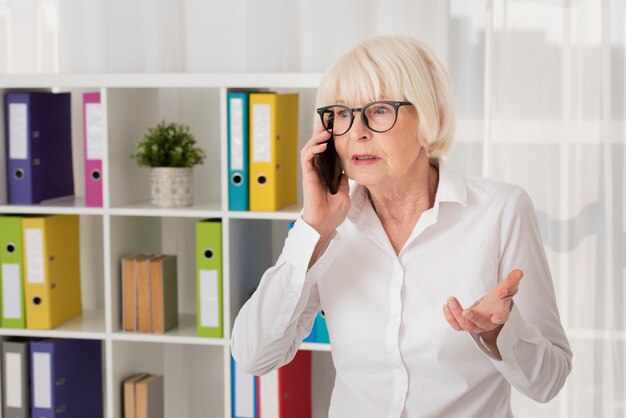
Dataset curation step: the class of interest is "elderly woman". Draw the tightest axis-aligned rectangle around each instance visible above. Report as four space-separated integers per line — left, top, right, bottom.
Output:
231 35 572 417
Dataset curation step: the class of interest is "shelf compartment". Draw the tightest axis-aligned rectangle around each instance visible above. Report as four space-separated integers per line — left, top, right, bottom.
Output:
112 340 225 418
107 87 222 209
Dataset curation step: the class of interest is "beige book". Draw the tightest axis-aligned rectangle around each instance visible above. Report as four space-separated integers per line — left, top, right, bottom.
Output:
149 255 178 334
136 256 153 333
122 255 138 332
122 254 153 332
123 373 149 418
135 374 164 418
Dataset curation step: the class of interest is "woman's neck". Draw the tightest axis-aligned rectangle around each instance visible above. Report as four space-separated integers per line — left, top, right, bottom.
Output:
367 156 439 224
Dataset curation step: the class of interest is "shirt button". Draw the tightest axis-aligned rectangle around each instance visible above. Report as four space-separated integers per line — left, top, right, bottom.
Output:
394 394 403 404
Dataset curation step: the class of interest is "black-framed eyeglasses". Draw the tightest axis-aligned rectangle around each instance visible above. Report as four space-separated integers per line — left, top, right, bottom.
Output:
316 100 413 136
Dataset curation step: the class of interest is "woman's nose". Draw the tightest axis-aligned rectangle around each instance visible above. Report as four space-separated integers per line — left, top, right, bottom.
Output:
348 112 370 140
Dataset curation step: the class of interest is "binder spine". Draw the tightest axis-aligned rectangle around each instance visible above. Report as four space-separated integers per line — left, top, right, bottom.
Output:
5 93 33 204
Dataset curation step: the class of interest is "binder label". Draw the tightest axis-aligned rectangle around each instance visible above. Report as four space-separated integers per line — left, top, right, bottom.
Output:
2 263 22 319
252 104 271 163
86 103 104 160
5 352 22 408
33 352 52 408
230 98 244 170
199 269 219 327
260 370 280 417
25 228 45 284
9 103 28 160
235 362 255 417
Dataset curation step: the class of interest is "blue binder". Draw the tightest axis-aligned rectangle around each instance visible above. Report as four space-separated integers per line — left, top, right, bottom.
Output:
315 311 330 344
303 318 318 343
228 92 250 211
231 356 257 418
4 92 74 205
30 339 103 418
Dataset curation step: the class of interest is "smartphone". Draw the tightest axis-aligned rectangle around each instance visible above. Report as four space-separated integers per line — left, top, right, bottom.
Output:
315 121 343 195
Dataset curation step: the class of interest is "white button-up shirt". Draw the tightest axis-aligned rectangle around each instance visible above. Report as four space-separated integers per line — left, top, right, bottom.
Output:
231 158 572 418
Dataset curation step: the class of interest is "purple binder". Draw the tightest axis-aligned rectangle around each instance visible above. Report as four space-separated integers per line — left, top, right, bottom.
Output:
30 339 103 418
5 92 74 205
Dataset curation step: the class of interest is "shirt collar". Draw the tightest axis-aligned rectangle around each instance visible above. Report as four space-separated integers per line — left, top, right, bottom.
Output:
433 157 468 207
346 157 468 223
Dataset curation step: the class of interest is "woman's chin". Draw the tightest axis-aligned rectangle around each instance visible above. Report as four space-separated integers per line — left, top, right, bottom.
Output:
346 171 386 188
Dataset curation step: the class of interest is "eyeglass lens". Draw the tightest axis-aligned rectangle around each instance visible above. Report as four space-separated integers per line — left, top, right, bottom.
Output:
322 102 398 135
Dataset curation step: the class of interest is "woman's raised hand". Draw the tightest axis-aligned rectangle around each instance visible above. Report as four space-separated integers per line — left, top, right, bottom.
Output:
300 119 350 239
443 269 524 337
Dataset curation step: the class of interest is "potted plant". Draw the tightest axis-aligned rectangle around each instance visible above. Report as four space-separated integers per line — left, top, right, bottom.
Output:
131 121 206 208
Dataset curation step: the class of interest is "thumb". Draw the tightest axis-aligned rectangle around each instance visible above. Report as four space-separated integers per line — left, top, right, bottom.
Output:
500 269 524 298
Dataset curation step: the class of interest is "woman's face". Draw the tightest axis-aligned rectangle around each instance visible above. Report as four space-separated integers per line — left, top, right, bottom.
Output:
333 98 424 189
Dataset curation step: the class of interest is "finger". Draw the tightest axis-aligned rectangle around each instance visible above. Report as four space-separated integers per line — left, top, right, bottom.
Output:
310 142 328 155
498 269 524 299
443 304 463 331
309 128 332 145
446 297 479 332
312 113 327 134
462 308 494 330
300 141 328 170
301 133 331 159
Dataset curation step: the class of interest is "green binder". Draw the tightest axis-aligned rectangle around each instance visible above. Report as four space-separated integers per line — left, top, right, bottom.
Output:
0 216 26 328
196 219 223 338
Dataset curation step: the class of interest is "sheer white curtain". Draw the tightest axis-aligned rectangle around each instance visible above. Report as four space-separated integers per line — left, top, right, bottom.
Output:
484 1 624 417
1 0 624 416
0 0 452 73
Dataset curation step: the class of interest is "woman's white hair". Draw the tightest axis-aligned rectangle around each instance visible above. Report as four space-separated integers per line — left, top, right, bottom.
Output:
315 35 456 158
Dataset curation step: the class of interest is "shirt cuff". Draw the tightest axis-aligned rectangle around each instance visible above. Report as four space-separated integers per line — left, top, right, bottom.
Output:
469 303 533 363
277 216 337 290
469 330 500 360
496 303 541 370
278 216 320 266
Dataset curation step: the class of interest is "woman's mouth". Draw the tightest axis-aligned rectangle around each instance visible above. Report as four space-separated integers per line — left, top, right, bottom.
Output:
352 155 381 166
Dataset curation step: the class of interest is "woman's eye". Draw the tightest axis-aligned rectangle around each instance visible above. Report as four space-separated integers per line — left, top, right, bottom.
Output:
337 110 350 119
372 106 389 115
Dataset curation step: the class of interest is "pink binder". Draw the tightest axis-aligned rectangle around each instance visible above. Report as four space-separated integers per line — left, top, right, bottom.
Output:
83 93 103 207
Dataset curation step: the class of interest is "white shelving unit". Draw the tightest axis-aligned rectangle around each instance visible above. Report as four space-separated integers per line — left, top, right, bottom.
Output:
0 73 335 418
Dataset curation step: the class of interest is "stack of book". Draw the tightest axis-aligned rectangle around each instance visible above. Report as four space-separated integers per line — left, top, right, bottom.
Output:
121 254 178 334
123 373 164 418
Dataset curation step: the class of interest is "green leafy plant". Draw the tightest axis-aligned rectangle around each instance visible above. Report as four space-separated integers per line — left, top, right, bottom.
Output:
131 121 206 168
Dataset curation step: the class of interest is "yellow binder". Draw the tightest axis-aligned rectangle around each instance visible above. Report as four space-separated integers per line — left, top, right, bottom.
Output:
249 93 299 211
23 215 81 329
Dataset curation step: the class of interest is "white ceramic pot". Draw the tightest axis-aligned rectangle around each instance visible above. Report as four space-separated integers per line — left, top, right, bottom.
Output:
150 167 193 208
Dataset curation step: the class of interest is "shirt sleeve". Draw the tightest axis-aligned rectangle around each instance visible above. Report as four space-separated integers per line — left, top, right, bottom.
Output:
230 216 337 376
472 186 573 403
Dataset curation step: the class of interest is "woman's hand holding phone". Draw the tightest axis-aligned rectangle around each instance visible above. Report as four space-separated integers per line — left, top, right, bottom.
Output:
300 120 350 240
